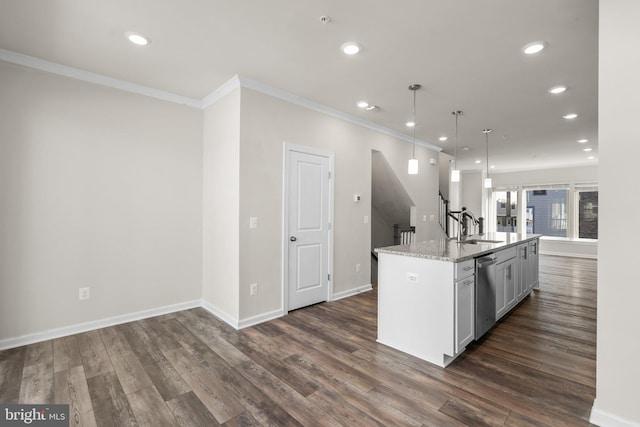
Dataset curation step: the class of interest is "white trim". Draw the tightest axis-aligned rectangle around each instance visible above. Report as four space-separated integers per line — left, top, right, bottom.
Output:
1 49 445 151
237 309 285 329
590 402 640 427
200 300 240 330
201 75 241 109
239 76 441 152
332 285 373 301
0 299 201 351
0 49 202 109
539 250 598 259
282 143 335 312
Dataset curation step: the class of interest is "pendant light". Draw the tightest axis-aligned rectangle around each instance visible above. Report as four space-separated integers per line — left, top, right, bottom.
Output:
483 128 493 188
451 110 462 182
407 84 421 175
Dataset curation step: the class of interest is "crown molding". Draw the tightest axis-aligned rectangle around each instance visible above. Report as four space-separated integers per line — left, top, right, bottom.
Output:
0 49 202 109
236 76 442 152
0 49 441 151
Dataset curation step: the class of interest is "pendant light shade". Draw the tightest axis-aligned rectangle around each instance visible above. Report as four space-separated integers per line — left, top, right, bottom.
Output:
451 111 462 182
408 158 419 174
483 128 493 188
407 84 421 175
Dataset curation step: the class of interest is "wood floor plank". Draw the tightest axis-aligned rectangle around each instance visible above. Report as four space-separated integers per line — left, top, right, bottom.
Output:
0 346 26 403
166 391 221 427
165 347 245 424
24 340 53 367
17 343 54 408
141 354 190 401
53 335 82 373
99 326 153 395
54 365 95 427
86 371 138 427
127 386 178 427
19 357 53 404
77 330 114 379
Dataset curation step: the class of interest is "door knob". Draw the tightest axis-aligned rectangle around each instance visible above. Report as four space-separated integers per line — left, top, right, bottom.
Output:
290 236 297 242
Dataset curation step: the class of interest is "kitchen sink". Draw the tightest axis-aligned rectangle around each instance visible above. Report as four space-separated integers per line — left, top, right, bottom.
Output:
457 239 503 244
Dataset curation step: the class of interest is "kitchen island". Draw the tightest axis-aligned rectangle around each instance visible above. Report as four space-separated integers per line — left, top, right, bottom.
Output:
375 232 540 367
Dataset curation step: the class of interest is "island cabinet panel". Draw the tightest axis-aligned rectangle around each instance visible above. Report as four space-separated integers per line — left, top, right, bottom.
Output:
496 256 517 320
528 239 539 290
516 243 528 299
377 253 457 367
455 275 475 353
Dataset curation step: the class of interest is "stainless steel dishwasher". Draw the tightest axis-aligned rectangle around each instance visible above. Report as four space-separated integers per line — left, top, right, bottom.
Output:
475 254 497 339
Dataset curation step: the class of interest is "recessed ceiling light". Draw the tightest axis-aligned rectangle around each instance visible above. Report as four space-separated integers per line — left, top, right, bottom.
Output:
583 147 593 152
587 156 596 160
463 146 470 151
522 41 545 55
475 160 481 164
341 42 361 55
405 121 415 128
365 105 378 111
126 32 150 46
563 113 578 119
549 85 567 94
577 139 589 143
439 136 448 142
357 101 369 109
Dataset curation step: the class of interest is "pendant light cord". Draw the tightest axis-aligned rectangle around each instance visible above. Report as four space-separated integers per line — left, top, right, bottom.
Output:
454 113 458 169
412 89 416 158
485 131 490 178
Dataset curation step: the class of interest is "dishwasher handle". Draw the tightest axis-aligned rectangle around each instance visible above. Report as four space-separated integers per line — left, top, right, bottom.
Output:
476 255 497 267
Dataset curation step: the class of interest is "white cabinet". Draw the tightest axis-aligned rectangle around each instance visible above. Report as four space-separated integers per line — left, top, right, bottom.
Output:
516 238 540 298
455 275 475 353
516 243 528 298
528 239 539 290
495 247 517 320
496 256 517 320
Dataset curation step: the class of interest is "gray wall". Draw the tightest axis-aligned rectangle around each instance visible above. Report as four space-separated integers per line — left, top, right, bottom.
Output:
0 61 203 341
593 1 640 424
202 88 241 320
238 87 442 320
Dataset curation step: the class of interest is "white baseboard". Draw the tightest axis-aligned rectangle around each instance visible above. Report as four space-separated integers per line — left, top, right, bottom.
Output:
590 401 640 427
540 250 598 259
238 309 285 329
332 284 373 301
0 299 201 351
0 286 374 350
200 300 240 330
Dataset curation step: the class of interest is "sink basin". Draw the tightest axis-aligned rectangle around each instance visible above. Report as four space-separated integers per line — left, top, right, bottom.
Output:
457 239 503 244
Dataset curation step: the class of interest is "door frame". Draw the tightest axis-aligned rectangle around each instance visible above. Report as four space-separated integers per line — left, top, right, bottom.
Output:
282 142 335 313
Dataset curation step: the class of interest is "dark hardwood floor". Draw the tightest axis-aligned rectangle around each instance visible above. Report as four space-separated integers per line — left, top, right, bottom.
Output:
0 255 596 426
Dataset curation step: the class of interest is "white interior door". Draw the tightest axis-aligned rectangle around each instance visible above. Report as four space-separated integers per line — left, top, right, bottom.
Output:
286 147 332 311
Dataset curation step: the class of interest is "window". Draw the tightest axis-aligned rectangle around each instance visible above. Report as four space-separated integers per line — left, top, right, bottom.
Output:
576 186 598 239
525 188 569 237
494 190 518 232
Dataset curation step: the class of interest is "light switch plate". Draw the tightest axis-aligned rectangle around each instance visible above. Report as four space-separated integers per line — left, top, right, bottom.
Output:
249 217 258 229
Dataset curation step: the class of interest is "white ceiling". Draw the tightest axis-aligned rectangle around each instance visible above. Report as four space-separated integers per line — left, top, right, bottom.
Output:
0 0 598 173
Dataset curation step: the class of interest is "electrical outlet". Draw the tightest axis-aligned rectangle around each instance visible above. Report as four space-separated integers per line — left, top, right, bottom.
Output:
430 214 435 221
423 215 427 221
79 287 90 301
407 273 418 282
249 217 258 229
356 263 361 273
250 283 258 296
364 215 369 224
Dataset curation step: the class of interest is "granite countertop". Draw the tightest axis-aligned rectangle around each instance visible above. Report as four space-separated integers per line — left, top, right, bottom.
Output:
374 232 541 262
